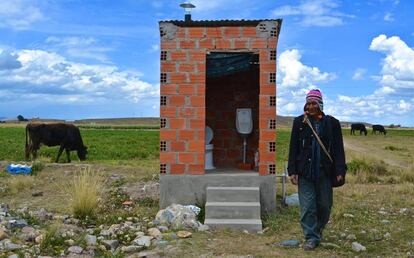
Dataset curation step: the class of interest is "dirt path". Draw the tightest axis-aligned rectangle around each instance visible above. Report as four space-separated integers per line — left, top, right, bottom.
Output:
343 138 411 169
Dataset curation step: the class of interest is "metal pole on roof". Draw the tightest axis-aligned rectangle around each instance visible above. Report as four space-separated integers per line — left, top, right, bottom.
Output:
179 2 196 21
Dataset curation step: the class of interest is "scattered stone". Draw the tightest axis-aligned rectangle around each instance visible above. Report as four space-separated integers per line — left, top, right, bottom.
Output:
343 213 354 218
360 230 366 234
8 219 28 229
0 228 8 240
346 234 357 241
177 231 192 238
197 224 209 232
85 234 97 246
35 234 43 244
68 245 83 254
136 250 160 258
135 231 145 237
384 232 391 239
4 241 22 251
102 239 119 250
157 226 169 232
279 239 300 247
100 229 110 237
8 254 19 258
243 230 249 234
155 204 200 230
378 210 388 215
31 191 43 197
381 219 390 224
374 235 383 241
340 233 347 239
155 240 169 247
34 208 53 221
321 242 340 249
122 245 143 253
148 228 162 238
133 236 152 247
399 208 408 214
123 200 133 206
65 239 75 246
0 204 9 214
284 193 299 206
352 242 366 252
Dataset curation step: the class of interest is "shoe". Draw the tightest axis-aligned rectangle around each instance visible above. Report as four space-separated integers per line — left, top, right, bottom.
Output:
303 240 318 251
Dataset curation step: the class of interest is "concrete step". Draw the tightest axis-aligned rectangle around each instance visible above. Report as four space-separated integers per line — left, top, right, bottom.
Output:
204 219 262 232
206 186 260 203
205 201 261 220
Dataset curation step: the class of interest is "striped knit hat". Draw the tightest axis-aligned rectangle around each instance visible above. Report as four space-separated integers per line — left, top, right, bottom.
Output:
306 89 323 111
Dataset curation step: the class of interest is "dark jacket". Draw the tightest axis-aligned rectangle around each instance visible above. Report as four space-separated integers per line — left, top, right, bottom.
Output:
287 114 347 177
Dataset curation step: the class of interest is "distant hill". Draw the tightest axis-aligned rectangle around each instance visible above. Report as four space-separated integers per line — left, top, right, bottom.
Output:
74 117 159 126
1 116 403 129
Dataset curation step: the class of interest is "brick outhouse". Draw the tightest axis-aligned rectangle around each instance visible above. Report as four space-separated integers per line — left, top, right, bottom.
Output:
159 18 282 222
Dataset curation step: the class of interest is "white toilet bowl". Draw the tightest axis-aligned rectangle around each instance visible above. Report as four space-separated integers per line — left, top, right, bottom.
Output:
205 126 215 170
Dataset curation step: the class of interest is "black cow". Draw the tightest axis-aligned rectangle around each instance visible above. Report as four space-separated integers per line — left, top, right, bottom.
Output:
25 122 88 162
372 124 387 135
350 123 367 135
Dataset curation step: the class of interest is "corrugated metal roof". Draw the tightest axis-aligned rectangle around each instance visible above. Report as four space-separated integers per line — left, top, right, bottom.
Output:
159 19 282 27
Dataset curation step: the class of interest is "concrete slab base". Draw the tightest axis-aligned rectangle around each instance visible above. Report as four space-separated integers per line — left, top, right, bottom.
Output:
159 173 277 215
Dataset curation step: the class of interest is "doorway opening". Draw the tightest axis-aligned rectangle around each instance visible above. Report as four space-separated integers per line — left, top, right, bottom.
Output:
205 52 259 172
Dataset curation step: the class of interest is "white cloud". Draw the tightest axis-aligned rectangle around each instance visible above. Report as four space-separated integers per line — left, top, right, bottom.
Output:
45 36 113 63
352 68 366 80
271 0 354 27
384 12 394 22
277 49 336 115
324 35 414 124
0 49 159 104
276 42 414 125
369 34 414 90
278 49 336 88
0 0 45 30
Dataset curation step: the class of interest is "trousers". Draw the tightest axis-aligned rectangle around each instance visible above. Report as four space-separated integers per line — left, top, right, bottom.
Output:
298 169 333 244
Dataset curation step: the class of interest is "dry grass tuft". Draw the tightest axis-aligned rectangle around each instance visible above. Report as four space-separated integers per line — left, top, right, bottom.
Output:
66 167 103 219
8 175 35 194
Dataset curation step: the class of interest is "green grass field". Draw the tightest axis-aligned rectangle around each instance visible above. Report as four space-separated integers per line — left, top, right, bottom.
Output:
0 127 160 163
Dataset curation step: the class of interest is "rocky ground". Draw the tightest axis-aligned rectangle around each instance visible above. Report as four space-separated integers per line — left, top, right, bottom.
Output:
0 201 210 258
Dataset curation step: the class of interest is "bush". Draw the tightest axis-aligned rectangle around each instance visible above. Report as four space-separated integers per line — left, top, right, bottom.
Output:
347 158 389 176
31 160 45 175
67 167 103 219
40 224 66 255
384 145 407 151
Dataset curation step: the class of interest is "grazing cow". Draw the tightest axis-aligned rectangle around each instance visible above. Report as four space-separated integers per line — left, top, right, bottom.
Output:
372 124 387 135
350 123 367 135
25 122 87 162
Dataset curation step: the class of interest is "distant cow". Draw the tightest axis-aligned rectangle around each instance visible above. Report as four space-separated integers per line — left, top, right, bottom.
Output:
372 124 387 135
25 122 88 162
350 123 367 135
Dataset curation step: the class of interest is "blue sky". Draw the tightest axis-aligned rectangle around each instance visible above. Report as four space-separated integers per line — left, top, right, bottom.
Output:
0 0 413 126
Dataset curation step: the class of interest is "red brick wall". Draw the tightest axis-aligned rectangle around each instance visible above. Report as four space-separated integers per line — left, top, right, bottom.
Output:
159 22 278 175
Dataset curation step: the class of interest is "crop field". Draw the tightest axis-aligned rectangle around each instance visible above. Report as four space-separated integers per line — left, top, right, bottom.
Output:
0 123 413 257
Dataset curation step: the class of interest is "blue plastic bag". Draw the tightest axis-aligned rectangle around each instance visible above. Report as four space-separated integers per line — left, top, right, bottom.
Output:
7 164 32 174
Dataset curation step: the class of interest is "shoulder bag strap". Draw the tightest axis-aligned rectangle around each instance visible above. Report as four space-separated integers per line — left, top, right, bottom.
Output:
303 115 333 163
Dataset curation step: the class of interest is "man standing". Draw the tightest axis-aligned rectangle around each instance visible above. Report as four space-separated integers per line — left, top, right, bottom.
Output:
288 89 347 250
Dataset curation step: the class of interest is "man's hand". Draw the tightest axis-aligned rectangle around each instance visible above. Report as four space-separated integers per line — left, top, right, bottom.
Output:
290 175 298 185
336 175 343 182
